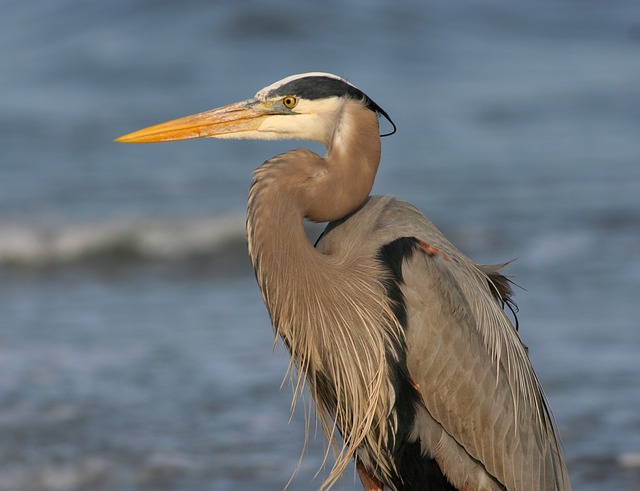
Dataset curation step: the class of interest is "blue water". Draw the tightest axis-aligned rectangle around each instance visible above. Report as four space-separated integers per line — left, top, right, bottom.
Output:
1 1 640 489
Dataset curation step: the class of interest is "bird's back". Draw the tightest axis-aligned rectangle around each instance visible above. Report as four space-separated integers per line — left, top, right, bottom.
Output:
317 195 570 491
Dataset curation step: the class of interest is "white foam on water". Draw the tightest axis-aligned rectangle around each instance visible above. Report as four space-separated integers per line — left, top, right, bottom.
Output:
0 215 247 267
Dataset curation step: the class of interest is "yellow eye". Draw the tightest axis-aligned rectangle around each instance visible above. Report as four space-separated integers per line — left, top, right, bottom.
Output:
283 96 297 109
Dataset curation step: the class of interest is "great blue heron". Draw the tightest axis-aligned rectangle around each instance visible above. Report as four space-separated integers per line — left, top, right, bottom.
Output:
116 72 571 491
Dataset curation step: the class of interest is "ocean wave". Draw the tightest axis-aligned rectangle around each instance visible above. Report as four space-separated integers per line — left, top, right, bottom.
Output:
0 215 249 270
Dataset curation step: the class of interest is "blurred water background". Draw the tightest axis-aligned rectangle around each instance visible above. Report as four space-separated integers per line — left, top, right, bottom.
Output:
1 0 640 490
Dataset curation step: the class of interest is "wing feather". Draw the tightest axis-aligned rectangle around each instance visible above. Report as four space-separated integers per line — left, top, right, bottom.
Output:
317 195 570 490
371 196 570 491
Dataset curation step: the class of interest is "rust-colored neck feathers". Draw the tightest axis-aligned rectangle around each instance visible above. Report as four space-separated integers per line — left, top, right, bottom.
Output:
245 100 399 489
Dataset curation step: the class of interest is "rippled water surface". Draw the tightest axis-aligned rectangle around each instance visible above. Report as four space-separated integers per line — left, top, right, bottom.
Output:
1 1 640 489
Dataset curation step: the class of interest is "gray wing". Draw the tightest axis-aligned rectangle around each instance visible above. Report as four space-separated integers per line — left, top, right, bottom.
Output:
374 196 571 491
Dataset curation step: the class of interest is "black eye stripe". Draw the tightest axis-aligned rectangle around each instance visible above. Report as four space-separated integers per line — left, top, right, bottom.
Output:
267 77 362 101
266 76 396 136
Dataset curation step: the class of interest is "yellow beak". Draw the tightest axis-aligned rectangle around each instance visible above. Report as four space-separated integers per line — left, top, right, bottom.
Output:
115 99 270 143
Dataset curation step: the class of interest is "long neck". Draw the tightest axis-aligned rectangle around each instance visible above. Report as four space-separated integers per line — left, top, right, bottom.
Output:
246 101 381 302
245 104 401 488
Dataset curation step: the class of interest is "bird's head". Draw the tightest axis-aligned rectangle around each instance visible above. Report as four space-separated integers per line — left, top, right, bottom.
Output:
115 72 394 148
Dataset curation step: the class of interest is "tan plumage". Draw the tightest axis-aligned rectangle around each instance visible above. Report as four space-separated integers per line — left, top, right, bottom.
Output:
116 72 571 491
320 196 570 490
